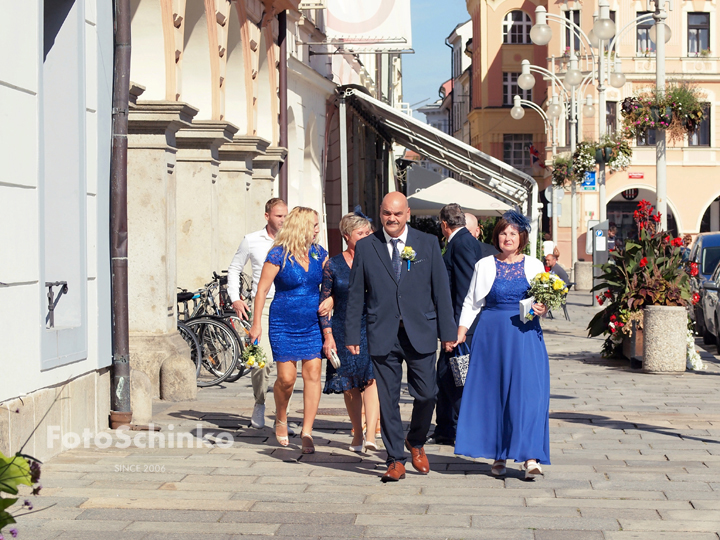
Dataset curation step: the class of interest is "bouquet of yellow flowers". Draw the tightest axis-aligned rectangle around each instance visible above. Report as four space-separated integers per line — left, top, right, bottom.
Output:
241 343 269 370
525 272 569 320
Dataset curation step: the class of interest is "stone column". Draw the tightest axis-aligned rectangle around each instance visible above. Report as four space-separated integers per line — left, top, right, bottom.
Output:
175 121 238 291
217 136 271 268
249 145 287 231
127 94 199 415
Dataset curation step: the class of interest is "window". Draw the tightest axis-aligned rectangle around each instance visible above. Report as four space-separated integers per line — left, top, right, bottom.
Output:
42 0 89 368
503 11 532 44
606 101 617 135
503 134 533 171
689 103 711 146
637 12 656 55
688 12 710 55
637 129 657 146
502 72 531 106
565 10 581 52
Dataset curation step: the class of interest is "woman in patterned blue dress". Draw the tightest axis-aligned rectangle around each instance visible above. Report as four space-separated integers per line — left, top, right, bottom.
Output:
319 212 380 453
250 207 327 454
454 212 550 479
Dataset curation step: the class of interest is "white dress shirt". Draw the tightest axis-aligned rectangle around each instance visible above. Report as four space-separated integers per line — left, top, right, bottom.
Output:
383 226 409 260
227 227 275 303
447 227 462 244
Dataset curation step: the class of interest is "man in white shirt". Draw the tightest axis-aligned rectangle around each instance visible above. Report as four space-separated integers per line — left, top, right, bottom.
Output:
227 198 287 429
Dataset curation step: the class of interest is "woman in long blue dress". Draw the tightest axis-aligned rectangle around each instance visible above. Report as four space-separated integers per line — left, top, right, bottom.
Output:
250 207 327 454
319 212 380 453
454 211 550 479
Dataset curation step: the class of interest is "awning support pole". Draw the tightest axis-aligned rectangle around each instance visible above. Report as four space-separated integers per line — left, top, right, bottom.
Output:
529 182 539 259
339 96 349 232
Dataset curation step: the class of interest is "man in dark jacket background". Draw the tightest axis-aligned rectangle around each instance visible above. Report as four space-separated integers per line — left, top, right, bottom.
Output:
429 204 495 445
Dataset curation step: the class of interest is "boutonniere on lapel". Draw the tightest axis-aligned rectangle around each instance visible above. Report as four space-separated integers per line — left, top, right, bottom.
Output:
400 246 417 271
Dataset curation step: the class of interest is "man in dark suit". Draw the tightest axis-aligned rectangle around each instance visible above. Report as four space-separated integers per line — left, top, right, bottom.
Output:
346 192 456 483
429 205 488 446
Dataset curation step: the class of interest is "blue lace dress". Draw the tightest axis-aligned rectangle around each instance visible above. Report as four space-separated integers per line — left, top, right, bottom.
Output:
265 244 327 362
319 254 374 393
454 257 551 464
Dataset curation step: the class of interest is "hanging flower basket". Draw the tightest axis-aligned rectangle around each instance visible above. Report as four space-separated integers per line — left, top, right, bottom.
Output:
621 83 706 143
594 148 604 164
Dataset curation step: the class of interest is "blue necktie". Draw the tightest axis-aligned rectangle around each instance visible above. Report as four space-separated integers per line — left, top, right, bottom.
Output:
390 239 401 280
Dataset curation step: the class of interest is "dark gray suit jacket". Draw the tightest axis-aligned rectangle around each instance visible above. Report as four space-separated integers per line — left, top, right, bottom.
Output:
345 226 456 357
443 227 485 335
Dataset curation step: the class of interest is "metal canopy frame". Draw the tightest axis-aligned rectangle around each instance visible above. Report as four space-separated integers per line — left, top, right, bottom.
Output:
341 88 540 255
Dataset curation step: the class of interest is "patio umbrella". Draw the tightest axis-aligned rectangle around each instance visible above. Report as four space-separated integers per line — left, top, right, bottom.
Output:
407 177 511 216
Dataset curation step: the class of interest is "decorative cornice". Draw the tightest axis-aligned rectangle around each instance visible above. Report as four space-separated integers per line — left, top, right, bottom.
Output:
128 100 198 135
219 135 271 158
175 121 239 150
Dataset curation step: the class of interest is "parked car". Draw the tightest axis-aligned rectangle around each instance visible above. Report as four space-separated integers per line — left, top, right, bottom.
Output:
690 232 720 343
701 263 720 352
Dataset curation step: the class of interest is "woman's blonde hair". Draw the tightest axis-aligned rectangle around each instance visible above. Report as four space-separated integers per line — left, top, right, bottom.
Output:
339 213 372 239
272 206 318 267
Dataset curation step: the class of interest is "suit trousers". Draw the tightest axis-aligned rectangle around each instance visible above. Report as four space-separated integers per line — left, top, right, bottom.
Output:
434 333 473 439
372 326 437 465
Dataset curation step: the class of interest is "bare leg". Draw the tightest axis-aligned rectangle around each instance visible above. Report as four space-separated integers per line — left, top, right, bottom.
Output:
300 358 322 437
344 388 364 446
362 380 380 448
274 361 297 440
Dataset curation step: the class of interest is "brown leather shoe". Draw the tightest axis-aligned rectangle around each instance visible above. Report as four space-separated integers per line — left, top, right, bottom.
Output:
381 462 406 483
405 439 430 474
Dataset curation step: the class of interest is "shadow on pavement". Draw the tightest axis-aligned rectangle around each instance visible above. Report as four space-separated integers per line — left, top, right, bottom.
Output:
550 411 720 445
162 408 523 481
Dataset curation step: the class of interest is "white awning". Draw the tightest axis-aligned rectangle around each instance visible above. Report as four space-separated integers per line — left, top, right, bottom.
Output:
408 178 512 216
341 88 539 254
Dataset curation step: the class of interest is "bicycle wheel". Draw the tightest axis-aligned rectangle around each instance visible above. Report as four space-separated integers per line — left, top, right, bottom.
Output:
224 314 252 383
177 321 202 378
185 317 240 386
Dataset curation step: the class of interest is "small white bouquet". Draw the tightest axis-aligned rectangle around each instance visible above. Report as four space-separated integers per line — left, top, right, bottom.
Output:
524 272 569 321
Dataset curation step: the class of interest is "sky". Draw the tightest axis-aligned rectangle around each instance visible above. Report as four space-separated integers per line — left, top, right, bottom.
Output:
403 0 471 120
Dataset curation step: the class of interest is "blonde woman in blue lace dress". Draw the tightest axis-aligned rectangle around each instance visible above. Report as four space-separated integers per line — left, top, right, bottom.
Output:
250 207 327 454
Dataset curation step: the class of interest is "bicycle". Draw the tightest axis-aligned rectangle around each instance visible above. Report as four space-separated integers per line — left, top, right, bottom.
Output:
176 276 242 386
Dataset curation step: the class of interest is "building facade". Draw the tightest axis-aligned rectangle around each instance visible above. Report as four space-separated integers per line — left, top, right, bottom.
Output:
0 0 114 461
0 0 406 458
466 0 720 269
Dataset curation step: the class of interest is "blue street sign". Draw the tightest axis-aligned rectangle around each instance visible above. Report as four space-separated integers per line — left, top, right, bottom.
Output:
581 171 597 191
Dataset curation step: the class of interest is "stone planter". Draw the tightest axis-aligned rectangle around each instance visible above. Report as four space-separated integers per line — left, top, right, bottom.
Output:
622 324 644 360
642 305 687 373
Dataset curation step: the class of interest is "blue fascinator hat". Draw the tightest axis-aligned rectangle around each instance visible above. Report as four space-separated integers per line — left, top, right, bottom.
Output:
502 209 532 234
353 205 372 223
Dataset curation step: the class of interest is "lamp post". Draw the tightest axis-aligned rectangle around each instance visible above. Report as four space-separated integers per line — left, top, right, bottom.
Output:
516 58 596 268
511 94 561 246
601 5 672 229
529 6 607 269
535 1 674 232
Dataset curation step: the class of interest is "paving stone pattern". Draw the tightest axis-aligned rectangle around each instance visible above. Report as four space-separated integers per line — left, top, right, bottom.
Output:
18 292 720 539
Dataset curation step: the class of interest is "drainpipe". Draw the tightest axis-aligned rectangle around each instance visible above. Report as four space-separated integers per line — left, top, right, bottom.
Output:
109 0 132 426
278 10 288 202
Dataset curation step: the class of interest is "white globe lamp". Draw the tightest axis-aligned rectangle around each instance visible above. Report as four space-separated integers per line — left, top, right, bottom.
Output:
530 7 553 46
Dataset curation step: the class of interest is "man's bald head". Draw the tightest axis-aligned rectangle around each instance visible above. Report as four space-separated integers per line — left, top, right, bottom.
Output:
380 191 411 238
465 213 481 239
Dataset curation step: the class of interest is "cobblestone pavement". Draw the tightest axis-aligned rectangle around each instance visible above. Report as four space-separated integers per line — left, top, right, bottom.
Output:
19 292 720 539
